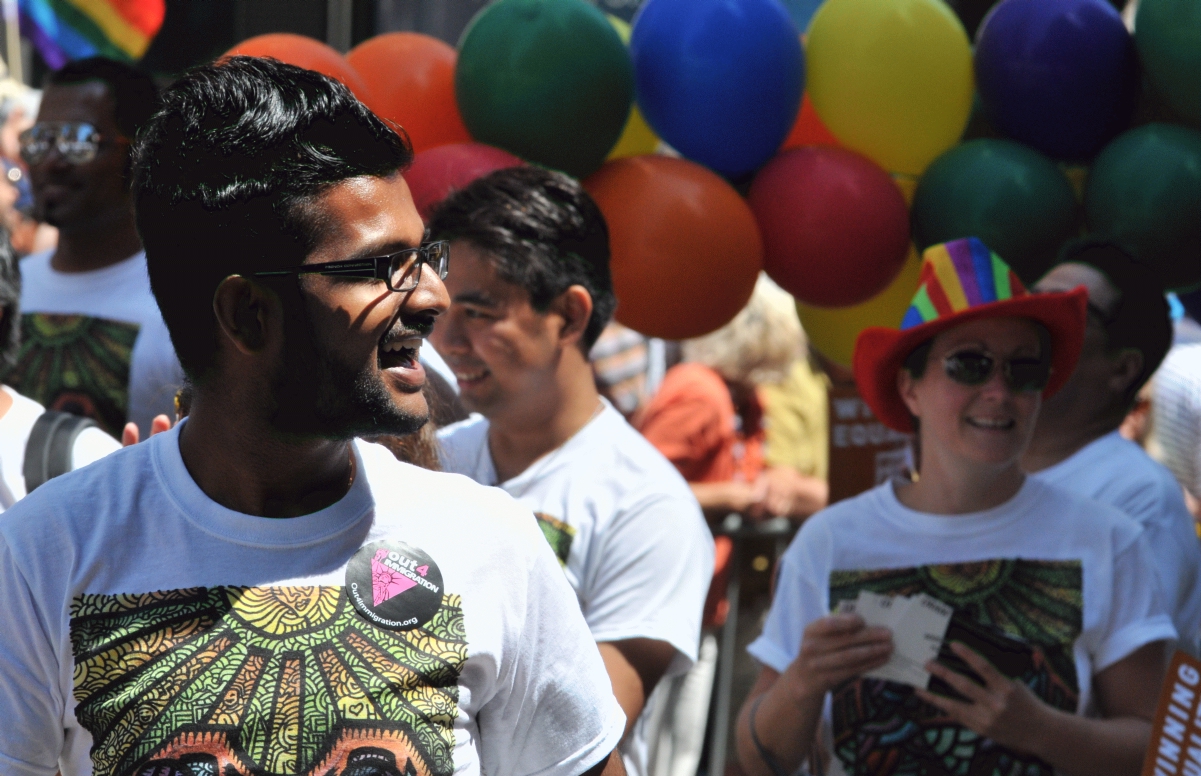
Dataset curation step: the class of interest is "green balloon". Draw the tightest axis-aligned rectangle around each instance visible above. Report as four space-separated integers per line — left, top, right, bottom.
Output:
1136 0 1201 124
912 139 1078 284
1085 123 1201 291
456 0 634 178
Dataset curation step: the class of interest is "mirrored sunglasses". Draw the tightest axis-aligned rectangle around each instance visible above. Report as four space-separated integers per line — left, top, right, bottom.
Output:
18 122 114 165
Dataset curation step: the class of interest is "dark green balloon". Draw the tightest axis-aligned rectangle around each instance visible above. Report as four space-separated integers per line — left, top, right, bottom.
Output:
1085 123 1201 290
456 0 633 179
1135 0 1201 124
912 139 1078 284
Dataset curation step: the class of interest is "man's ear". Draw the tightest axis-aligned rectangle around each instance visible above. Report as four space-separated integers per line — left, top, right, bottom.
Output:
1109 348 1145 397
897 367 922 419
212 275 281 356
551 285 594 347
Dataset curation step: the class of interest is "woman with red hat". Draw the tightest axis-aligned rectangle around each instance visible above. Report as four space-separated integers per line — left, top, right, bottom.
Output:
735 238 1173 776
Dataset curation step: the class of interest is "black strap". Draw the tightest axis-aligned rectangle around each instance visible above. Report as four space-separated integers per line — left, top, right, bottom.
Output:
750 693 793 776
23 411 99 493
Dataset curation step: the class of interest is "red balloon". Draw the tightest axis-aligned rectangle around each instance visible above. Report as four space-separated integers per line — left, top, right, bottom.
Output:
584 156 763 339
224 34 376 110
347 33 472 153
405 143 525 221
748 147 909 307
781 93 841 151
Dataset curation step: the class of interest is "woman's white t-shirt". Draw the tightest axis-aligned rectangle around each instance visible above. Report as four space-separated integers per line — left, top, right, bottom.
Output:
0 424 625 776
749 477 1175 776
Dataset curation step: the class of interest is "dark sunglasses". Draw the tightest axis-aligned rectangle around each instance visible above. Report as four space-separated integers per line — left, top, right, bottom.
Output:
943 350 1051 393
250 241 449 293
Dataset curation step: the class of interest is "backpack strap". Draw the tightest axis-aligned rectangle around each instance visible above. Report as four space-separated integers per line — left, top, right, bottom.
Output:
23 411 100 493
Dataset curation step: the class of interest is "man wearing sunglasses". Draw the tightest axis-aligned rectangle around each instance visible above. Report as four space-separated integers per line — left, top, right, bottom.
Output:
1023 238 1201 654
0 58 626 776
13 57 182 441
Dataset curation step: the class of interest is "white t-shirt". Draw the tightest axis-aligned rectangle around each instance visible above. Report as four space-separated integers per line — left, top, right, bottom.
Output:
1152 343 1201 498
0 424 625 776
748 477 1175 776
1031 430 1201 655
438 403 714 776
14 250 184 438
0 385 120 509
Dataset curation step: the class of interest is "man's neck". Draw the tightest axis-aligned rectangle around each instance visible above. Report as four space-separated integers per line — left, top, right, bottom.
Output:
178 390 356 518
486 360 602 484
50 216 142 273
1021 411 1119 473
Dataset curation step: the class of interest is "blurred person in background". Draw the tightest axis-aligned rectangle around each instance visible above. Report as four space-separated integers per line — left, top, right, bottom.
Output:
639 274 828 524
0 225 117 508
1023 237 1201 654
431 166 713 776
13 56 182 440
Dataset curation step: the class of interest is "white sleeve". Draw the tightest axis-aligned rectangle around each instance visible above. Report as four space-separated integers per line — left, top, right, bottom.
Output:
126 317 183 438
70 426 122 470
0 538 64 776
479 514 626 776
747 548 827 673
1093 531 1178 671
584 494 713 673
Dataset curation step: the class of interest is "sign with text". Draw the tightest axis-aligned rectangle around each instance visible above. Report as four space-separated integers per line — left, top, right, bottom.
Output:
827 383 913 504
1142 651 1201 776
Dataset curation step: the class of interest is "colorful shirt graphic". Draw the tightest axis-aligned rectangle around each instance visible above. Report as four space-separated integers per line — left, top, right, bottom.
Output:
69 585 467 776
827 559 1083 776
9 313 139 436
534 512 575 566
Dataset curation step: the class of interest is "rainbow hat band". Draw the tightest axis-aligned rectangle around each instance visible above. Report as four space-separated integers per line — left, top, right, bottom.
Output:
852 237 1088 432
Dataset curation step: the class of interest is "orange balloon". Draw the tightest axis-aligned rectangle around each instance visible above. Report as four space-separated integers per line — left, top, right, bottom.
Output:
781 93 840 150
584 156 763 340
347 33 472 153
224 34 376 110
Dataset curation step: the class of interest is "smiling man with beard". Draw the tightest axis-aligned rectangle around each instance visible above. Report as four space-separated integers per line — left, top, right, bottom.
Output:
0 58 627 776
13 58 182 439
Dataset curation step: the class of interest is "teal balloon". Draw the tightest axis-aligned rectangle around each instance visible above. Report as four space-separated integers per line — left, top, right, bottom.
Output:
1135 0 1201 124
1085 123 1201 290
912 139 1078 284
456 0 634 178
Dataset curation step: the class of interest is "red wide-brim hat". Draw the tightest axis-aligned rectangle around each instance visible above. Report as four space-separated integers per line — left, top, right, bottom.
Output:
853 238 1088 433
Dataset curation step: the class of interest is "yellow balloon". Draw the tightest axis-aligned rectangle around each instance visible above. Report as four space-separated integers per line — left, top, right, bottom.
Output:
798 246 922 367
606 15 660 160
806 0 973 176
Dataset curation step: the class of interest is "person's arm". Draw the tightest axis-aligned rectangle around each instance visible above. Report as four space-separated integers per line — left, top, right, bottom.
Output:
736 614 893 776
757 466 828 522
691 480 767 521
598 638 679 737
915 639 1165 776
581 750 626 776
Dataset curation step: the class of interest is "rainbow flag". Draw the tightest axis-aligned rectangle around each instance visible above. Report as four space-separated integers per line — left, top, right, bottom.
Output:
18 0 165 69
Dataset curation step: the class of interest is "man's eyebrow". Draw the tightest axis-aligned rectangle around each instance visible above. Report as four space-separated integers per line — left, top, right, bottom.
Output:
454 290 498 306
350 238 421 260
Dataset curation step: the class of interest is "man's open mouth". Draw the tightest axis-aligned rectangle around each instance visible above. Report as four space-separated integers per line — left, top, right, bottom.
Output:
379 336 422 370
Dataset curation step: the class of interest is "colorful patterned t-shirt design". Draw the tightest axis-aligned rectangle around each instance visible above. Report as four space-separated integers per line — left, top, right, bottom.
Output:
69 585 467 776
9 313 139 436
828 559 1083 776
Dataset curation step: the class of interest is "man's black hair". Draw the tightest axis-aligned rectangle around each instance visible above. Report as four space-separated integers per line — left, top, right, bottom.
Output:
428 166 616 350
0 230 19 378
1055 236 1171 405
47 57 158 141
132 56 414 381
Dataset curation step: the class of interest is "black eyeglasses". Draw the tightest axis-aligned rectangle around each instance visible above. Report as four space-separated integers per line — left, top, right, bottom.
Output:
250 241 449 293
943 350 1051 393
18 122 124 165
